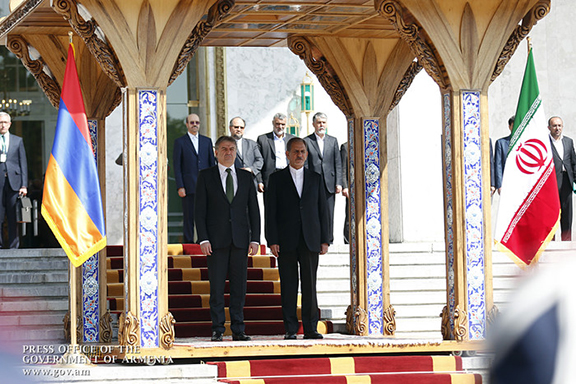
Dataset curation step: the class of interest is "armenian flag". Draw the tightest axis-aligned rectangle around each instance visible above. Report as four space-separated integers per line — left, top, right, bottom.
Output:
494 48 559 268
41 44 106 267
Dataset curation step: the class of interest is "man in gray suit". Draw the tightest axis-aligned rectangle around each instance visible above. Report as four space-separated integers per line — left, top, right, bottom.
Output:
0 112 28 249
229 117 263 187
304 112 342 242
256 113 295 192
548 116 576 241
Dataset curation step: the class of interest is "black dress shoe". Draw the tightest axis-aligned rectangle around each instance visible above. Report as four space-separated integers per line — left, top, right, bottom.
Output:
232 332 251 341
303 331 323 339
211 331 223 341
284 332 297 340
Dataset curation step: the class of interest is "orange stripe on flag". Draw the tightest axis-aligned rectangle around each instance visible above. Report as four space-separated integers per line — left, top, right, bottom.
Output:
41 155 105 266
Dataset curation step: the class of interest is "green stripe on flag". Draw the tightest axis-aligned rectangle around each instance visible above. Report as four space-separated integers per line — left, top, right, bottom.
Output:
508 49 541 155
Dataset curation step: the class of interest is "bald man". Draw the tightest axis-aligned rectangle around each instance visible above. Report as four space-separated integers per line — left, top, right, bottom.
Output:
173 114 215 243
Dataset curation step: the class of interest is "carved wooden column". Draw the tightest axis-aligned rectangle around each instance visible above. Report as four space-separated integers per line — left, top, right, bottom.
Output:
379 0 550 341
289 35 418 335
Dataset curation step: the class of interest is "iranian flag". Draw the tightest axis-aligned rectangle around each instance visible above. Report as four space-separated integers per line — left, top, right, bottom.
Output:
494 48 560 268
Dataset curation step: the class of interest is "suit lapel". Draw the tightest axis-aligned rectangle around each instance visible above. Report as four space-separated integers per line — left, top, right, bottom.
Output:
211 166 228 202
284 168 300 200
309 135 323 159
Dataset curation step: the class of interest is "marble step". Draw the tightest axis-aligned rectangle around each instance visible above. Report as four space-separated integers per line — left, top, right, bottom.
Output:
0 271 68 285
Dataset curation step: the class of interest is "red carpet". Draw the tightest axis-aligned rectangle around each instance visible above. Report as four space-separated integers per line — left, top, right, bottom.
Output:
106 245 331 337
208 356 481 384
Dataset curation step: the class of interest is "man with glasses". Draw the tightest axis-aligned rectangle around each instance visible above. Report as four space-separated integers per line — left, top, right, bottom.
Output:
173 113 215 243
229 117 263 188
0 112 28 249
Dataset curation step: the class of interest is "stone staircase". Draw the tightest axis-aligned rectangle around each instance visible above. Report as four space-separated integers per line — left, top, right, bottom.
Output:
2 242 570 345
0 249 68 345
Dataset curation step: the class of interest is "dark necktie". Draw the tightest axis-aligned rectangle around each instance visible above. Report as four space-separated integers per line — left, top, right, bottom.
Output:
226 168 234 203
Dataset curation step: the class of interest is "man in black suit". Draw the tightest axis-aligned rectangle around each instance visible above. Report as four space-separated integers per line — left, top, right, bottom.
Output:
265 137 331 340
173 113 215 243
304 112 342 242
494 115 515 194
195 136 260 342
256 113 295 192
229 116 263 188
548 116 576 241
0 112 27 249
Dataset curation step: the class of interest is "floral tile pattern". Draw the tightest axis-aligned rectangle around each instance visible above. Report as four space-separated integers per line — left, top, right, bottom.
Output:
83 119 99 342
363 118 383 335
139 90 159 348
442 93 455 336
462 91 486 340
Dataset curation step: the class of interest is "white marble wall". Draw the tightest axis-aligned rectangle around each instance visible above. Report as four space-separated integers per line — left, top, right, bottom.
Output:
105 106 123 245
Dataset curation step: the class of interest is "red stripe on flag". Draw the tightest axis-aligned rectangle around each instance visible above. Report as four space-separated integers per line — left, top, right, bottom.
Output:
500 162 560 266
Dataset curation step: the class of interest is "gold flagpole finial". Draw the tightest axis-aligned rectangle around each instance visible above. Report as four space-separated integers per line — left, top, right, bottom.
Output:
527 36 532 54
68 31 73 44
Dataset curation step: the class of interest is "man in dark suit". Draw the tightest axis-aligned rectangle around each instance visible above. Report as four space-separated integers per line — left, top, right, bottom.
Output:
494 115 515 194
265 137 331 340
195 136 260 342
256 113 295 192
340 142 349 244
229 116 263 188
173 113 215 243
304 112 342 242
0 112 27 249
548 116 576 241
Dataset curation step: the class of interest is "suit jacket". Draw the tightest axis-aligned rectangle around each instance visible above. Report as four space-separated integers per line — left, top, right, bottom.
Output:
234 138 264 182
265 167 331 252
494 135 511 190
173 134 215 194
256 132 295 187
5 134 27 191
304 134 342 194
550 135 576 189
340 142 348 189
195 165 260 249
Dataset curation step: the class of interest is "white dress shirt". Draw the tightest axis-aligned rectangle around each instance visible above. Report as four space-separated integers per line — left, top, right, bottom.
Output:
314 133 324 155
289 165 304 197
236 138 243 158
218 163 238 196
551 134 565 171
274 134 287 169
188 132 199 154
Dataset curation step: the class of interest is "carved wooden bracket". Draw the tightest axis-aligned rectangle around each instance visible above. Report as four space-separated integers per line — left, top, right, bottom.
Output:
159 312 176 350
62 311 82 343
169 0 235 86
52 0 126 88
453 305 468 342
118 311 140 346
440 305 451 340
288 36 353 117
389 60 422 113
0 0 43 38
491 0 550 82
487 304 500 327
376 0 449 90
100 310 113 344
6 35 61 109
345 304 368 336
383 305 396 336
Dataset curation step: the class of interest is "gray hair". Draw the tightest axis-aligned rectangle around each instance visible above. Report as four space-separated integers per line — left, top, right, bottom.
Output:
312 112 327 123
0 112 11 122
229 116 246 127
272 113 286 122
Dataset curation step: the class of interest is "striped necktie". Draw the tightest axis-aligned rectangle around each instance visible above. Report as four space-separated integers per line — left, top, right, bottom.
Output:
226 168 234 203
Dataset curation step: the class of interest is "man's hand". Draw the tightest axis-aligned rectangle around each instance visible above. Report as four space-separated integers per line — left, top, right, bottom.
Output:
258 183 265 193
242 167 253 173
335 185 342 194
248 242 259 255
342 188 349 198
200 241 212 256
19 187 27 196
320 243 329 255
178 188 186 198
270 244 280 257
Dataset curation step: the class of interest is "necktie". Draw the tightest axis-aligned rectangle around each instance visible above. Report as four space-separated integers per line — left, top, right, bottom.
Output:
1 135 5 154
226 168 234 203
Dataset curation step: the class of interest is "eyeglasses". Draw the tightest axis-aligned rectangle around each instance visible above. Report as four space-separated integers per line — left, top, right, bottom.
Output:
0 121 10 125
188 121 200 125
232 126 245 129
